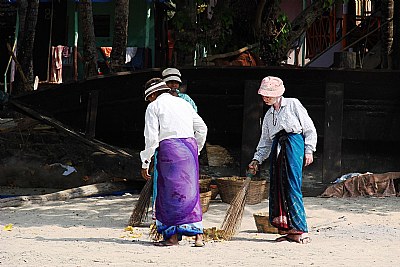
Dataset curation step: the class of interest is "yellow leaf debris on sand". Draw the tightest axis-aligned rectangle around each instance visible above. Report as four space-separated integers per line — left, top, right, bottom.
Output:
203 227 225 241
124 226 134 232
122 226 142 239
3 224 13 231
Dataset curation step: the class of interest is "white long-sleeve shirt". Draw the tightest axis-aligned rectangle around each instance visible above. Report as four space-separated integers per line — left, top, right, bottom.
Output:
253 97 317 164
140 93 207 169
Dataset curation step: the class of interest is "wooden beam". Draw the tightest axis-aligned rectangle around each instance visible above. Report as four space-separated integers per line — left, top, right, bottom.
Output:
240 80 263 176
6 43 33 91
85 90 99 139
9 99 132 158
202 43 258 62
323 83 344 183
0 182 130 208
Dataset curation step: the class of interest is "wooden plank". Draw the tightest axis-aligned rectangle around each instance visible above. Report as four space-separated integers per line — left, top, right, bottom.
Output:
240 80 263 176
85 90 99 139
323 83 344 183
0 182 130 208
8 99 133 158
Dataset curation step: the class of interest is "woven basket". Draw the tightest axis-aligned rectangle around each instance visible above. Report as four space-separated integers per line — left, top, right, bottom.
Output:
200 190 212 213
199 175 212 192
215 177 266 205
253 212 279 234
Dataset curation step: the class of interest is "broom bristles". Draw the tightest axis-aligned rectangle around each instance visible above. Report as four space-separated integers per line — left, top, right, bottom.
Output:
149 222 163 241
220 178 251 240
127 177 153 226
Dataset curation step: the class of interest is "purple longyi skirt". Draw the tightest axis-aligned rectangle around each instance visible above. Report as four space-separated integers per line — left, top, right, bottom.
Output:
155 138 203 239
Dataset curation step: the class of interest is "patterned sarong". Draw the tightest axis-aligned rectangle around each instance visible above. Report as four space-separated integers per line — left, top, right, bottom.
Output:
155 137 203 240
269 131 308 234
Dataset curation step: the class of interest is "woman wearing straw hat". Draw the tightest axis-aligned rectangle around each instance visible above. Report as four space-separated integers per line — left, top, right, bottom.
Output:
248 76 317 244
162 68 198 112
162 67 209 166
140 78 207 247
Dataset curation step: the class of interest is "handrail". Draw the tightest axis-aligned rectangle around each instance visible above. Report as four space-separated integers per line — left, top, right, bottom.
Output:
3 10 19 94
305 16 389 67
342 17 392 51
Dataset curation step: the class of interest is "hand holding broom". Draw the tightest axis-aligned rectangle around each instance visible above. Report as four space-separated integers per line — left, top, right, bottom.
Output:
219 160 259 240
248 159 259 176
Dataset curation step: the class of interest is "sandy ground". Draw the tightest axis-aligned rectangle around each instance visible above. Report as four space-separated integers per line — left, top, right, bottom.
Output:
1 193 400 267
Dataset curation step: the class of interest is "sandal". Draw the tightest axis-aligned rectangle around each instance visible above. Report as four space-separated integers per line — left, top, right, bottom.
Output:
299 236 311 244
153 240 177 247
275 235 292 243
194 240 205 247
275 235 310 244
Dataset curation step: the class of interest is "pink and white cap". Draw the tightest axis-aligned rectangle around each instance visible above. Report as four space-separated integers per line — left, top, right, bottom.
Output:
258 76 285 97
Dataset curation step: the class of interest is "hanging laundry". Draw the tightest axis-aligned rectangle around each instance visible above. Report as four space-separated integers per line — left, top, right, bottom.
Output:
100 47 112 59
99 47 138 64
50 45 64 83
125 47 137 64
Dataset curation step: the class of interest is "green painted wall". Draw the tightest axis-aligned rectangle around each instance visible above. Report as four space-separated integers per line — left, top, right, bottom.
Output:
66 0 155 65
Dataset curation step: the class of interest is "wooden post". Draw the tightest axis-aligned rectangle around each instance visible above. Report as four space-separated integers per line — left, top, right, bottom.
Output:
333 51 356 69
73 3 79 81
323 83 344 183
73 46 78 81
85 90 99 139
240 80 263 176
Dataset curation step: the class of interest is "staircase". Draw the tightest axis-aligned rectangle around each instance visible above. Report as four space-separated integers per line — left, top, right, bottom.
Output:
306 14 381 68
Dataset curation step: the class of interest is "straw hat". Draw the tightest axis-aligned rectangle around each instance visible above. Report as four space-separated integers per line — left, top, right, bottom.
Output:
144 78 170 100
258 76 285 97
162 68 182 84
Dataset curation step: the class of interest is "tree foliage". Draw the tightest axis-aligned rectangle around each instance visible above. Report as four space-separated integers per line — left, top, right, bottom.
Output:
169 0 234 65
168 0 341 66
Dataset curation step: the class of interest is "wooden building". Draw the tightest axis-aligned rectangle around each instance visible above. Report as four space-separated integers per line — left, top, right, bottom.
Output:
11 67 400 195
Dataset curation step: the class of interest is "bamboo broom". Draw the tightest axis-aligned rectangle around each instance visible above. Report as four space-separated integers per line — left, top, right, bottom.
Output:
219 172 253 240
127 176 153 226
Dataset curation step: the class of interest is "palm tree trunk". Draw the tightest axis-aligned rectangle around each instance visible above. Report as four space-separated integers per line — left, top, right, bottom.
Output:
254 0 267 37
110 0 129 72
392 1 400 70
259 0 281 65
391 0 399 69
14 0 38 95
380 0 394 69
174 0 196 66
16 0 28 53
79 0 98 78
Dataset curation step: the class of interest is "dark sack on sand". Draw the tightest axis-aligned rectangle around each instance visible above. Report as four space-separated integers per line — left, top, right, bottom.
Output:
320 172 400 197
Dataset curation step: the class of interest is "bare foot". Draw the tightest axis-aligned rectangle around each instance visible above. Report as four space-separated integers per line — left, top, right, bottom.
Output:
194 234 205 247
154 234 179 246
286 233 311 244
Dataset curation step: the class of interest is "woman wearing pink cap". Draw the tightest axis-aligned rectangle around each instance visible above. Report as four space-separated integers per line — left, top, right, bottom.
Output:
248 76 317 244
